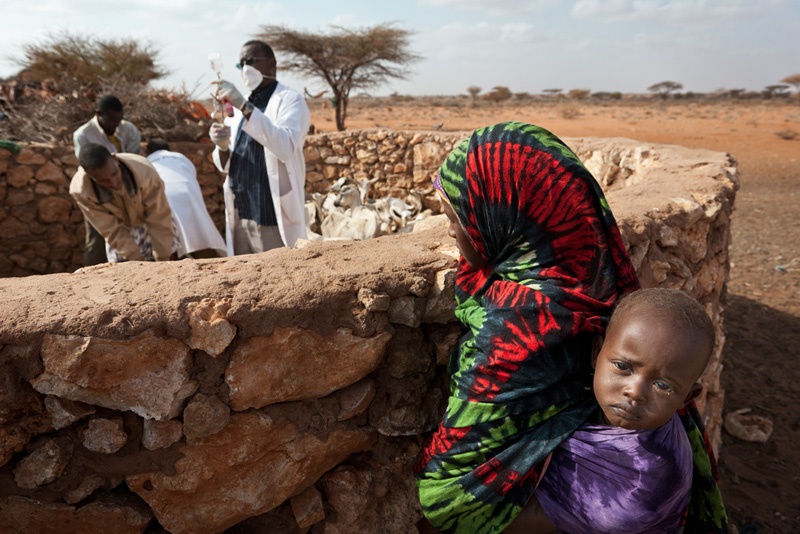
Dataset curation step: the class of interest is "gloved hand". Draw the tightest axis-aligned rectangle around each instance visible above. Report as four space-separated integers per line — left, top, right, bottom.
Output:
209 122 231 151
211 79 246 111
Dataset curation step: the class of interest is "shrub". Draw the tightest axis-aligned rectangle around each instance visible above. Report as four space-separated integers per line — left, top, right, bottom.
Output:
484 86 513 103
775 129 798 141
12 31 167 88
567 88 591 100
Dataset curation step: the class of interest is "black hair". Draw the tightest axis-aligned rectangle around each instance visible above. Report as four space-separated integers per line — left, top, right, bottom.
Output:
146 138 170 155
79 143 113 171
242 40 275 60
608 288 716 363
96 95 124 113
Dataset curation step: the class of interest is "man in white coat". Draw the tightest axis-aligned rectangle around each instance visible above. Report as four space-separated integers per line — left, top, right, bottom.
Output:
208 40 310 255
146 139 227 259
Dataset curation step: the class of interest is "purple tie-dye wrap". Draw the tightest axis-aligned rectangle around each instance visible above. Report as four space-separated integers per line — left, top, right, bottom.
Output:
536 412 692 534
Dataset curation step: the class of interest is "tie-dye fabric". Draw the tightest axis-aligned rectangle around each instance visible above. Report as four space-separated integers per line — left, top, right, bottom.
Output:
414 122 727 533
536 413 693 533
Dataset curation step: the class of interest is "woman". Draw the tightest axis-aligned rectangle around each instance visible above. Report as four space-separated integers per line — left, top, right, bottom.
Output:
414 122 726 533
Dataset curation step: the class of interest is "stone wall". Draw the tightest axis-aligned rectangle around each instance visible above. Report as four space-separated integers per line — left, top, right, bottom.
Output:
0 131 457 277
0 133 738 533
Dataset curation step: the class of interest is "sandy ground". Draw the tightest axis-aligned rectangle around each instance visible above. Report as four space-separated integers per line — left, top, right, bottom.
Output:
310 97 800 533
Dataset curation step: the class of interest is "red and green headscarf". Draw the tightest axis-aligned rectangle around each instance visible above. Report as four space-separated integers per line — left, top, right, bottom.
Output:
416 122 726 533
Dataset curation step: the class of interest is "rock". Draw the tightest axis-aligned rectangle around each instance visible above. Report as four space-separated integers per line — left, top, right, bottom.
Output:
316 462 422 534
0 348 49 467
64 474 105 504
724 408 774 443
385 327 431 379
14 148 47 165
80 417 128 454
37 197 73 224
388 296 424 327
668 197 704 227
334 379 376 421
358 288 391 312
126 413 375 534
290 485 325 528
13 437 73 490
422 268 456 323
0 495 152 534
142 418 183 451
226 328 391 411
5 166 34 188
183 394 230 442
35 162 66 183
186 298 236 357
369 372 443 436
31 332 198 421
0 217 31 240
44 396 95 430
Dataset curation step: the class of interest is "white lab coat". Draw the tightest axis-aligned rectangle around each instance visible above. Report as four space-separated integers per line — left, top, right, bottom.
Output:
147 150 227 257
212 82 311 253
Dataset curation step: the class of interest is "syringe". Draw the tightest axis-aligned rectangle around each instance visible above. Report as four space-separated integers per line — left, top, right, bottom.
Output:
208 52 234 118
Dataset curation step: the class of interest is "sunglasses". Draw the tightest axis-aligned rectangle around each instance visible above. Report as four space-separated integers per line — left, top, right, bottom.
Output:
235 57 269 70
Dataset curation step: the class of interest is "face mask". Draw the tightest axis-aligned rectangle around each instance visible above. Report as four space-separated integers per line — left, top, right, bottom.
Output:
241 65 266 91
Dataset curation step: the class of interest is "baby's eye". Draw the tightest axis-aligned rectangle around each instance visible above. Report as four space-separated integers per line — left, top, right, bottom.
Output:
612 361 631 373
654 381 674 394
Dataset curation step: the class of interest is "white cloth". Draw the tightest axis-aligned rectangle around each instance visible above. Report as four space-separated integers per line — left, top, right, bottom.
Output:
147 150 227 257
73 116 141 158
105 216 183 263
212 81 311 254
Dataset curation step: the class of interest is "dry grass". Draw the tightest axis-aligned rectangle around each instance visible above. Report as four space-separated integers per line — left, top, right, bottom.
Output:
0 75 208 144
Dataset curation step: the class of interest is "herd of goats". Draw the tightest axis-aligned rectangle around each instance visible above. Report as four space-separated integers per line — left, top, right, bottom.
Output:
303 177 435 241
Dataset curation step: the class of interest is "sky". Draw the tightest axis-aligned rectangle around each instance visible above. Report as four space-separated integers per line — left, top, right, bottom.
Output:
1 0 798 98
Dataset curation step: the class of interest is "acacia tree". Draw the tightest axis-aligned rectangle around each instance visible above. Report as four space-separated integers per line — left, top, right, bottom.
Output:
781 73 800 94
13 31 166 88
764 84 790 98
647 81 683 98
259 24 420 131
467 86 481 103
483 86 513 103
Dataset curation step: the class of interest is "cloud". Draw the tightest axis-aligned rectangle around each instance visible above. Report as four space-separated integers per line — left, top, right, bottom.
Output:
571 0 790 25
418 0 554 16
423 20 550 60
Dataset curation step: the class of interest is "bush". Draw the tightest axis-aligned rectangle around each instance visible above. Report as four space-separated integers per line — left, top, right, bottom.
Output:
0 76 208 144
560 104 581 119
0 33 212 144
775 129 798 141
12 31 167 88
567 88 591 100
484 86 513 103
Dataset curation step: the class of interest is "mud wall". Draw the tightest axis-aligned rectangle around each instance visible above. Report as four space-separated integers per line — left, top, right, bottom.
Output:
0 134 738 533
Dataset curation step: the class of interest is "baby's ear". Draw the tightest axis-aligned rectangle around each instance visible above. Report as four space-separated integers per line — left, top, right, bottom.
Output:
684 382 704 404
591 336 604 369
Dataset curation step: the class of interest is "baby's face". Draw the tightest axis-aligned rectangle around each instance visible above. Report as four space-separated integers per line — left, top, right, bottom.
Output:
592 312 708 430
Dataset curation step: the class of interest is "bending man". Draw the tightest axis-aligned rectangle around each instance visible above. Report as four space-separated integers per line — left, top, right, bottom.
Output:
70 143 177 263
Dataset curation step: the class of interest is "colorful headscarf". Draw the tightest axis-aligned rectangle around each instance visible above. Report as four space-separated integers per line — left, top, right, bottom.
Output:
415 122 727 533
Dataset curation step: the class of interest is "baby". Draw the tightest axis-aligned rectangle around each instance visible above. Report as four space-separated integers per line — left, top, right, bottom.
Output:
509 287 715 533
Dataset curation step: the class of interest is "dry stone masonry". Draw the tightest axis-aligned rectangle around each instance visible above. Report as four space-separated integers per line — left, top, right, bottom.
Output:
0 131 737 533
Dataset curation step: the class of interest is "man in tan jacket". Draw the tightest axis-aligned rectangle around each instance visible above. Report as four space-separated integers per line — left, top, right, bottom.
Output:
70 143 177 262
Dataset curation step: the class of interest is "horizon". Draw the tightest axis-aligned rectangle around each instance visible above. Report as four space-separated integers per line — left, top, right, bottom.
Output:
1 1 798 99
